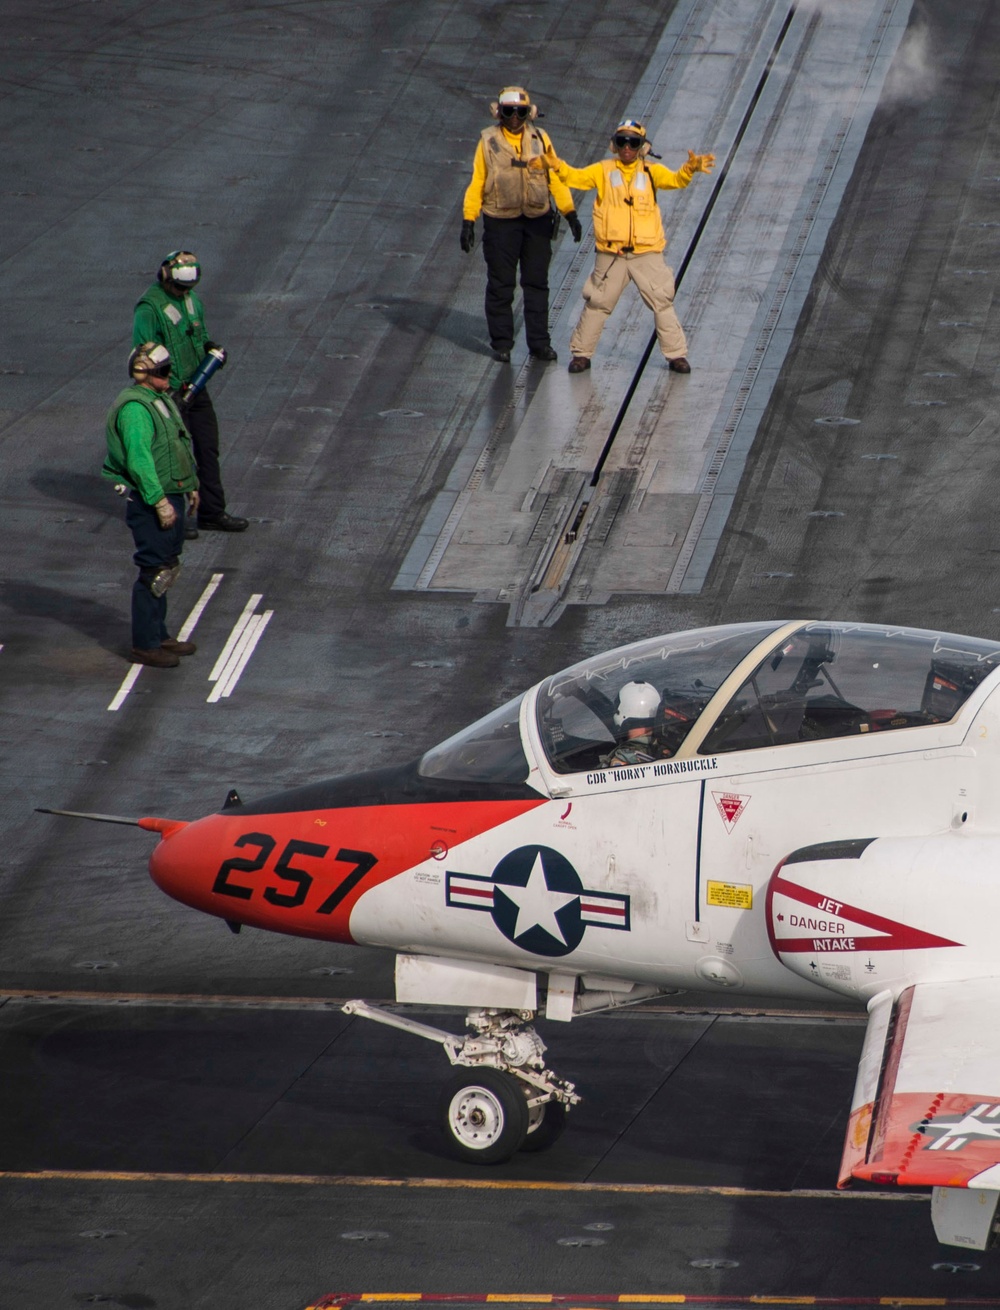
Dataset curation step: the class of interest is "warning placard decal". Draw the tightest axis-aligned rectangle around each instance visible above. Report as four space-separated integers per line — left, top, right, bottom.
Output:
707 880 753 910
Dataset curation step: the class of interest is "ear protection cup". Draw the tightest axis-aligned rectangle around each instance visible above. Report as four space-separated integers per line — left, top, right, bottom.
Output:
158 250 181 285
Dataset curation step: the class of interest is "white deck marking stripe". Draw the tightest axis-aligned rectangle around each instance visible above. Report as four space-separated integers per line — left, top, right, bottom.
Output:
208 593 262 681
107 573 225 711
208 616 261 702
214 612 266 697
176 571 223 641
107 664 143 712
217 610 271 702
220 610 272 698
207 609 273 703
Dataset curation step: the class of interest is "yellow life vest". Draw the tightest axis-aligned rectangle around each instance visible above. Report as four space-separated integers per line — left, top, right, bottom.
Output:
593 160 666 254
480 125 552 220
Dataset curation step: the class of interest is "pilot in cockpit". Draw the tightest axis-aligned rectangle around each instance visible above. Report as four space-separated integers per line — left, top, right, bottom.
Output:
602 681 665 767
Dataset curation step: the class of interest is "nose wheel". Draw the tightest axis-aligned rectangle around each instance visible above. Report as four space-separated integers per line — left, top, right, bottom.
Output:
439 1067 571 1163
440 1067 529 1164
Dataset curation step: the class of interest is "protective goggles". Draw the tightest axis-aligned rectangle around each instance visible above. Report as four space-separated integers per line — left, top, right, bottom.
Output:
144 361 172 378
500 104 530 120
614 134 644 149
168 263 200 285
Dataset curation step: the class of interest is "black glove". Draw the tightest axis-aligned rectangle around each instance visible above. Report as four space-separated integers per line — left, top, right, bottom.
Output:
460 220 476 253
566 210 582 243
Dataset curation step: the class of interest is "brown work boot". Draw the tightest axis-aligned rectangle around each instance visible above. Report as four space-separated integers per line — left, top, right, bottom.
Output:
668 356 691 373
568 355 591 374
161 638 197 656
130 646 181 668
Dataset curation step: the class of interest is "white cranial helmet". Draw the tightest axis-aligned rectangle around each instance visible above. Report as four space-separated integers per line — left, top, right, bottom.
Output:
158 250 201 287
128 341 171 378
614 680 661 727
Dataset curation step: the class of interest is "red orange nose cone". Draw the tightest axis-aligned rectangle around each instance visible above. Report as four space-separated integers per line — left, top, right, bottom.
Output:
138 816 189 838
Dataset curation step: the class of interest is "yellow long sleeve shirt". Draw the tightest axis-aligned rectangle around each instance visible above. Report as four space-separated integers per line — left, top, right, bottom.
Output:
556 158 691 201
555 157 692 254
463 126 575 221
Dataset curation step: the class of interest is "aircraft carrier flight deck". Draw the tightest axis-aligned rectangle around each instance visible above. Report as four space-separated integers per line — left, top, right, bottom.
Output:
2 0 1000 1305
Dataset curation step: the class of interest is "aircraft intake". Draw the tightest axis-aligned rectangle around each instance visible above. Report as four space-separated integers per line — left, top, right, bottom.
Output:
765 832 984 1002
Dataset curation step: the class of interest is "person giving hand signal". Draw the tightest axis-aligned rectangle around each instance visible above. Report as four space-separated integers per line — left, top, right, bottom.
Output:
679 150 716 181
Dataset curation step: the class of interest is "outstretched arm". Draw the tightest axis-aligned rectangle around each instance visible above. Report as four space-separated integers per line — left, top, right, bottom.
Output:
678 149 716 181
648 150 716 191
542 144 604 193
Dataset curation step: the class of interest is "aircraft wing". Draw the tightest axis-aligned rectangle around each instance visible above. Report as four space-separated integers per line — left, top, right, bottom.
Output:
840 978 1000 1247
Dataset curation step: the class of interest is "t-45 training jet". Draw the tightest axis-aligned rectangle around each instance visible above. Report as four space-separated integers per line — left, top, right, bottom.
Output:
45 620 1000 1248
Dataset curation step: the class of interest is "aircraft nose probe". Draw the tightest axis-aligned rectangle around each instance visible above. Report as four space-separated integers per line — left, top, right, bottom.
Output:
35 807 188 838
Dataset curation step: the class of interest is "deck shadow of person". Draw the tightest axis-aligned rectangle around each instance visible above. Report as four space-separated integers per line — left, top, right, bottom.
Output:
1 579 128 656
31 469 119 520
377 298 495 356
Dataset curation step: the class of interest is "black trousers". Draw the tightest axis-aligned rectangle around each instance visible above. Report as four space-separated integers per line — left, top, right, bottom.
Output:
126 493 185 650
179 388 226 521
481 212 555 352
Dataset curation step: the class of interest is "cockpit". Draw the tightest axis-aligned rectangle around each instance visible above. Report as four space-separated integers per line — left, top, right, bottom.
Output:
536 621 1000 774
535 622 781 774
417 622 1000 787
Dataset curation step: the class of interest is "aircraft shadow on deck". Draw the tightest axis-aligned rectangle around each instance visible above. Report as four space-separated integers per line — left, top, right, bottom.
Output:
0 1002 861 1187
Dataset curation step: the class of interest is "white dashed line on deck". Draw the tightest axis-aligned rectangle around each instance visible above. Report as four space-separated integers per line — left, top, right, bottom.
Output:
207 594 273 702
107 573 224 712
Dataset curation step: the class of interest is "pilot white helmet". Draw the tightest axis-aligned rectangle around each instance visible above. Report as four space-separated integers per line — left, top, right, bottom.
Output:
614 680 661 727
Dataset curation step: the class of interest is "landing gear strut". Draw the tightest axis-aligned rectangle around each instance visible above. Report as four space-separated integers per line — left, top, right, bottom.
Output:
342 1001 579 1164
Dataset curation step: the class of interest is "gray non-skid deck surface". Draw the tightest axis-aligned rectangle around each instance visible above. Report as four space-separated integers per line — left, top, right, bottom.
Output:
3 0 1000 1306
0 1003 860 1184
397 0 916 621
0 998 977 1306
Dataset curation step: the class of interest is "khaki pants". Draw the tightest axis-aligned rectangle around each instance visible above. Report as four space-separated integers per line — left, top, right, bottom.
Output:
569 250 687 361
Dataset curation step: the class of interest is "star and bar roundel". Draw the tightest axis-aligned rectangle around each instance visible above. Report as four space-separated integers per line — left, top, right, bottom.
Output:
446 845 630 957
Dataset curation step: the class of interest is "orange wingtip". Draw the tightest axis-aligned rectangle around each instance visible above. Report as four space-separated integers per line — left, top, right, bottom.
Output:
137 816 189 838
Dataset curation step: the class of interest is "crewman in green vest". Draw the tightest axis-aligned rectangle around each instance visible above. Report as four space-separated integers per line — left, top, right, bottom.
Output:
547 120 714 374
133 251 248 538
103 343 200 668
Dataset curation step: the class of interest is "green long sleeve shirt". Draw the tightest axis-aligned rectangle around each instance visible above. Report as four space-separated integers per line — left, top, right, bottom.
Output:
133 284 211 387
103 385 198 503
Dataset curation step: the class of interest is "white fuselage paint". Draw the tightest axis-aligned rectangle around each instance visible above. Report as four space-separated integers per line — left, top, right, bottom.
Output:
349 670 1000 1009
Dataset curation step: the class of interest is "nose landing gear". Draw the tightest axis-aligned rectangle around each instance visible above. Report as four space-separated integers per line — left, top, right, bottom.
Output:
342 1000 578 1163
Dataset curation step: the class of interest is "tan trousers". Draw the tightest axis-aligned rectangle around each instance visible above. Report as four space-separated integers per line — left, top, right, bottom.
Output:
569 250 687 360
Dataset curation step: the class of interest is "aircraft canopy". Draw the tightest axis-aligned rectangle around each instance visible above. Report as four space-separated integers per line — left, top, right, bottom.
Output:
535 621 1000 775
535 622 779 774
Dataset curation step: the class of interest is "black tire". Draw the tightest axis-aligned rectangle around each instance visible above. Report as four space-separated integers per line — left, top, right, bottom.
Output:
439 1067 529 1164
521 1098 568 1153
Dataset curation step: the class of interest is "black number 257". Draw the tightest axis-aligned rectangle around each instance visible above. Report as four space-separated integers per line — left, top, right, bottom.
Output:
212 833 377 914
